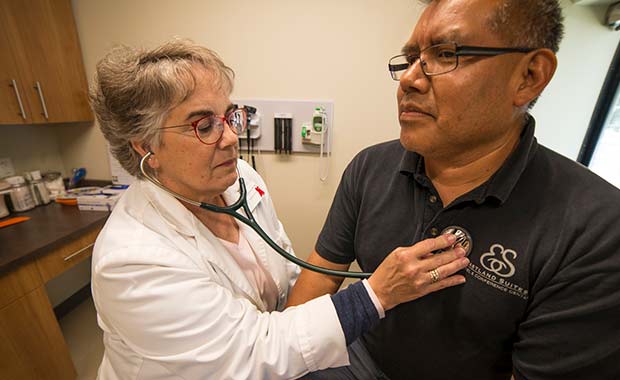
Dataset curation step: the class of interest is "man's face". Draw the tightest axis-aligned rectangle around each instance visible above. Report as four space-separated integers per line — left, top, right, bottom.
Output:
397 0 523 160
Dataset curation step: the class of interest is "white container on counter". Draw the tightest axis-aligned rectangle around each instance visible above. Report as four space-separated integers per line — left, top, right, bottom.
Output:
0 180 10 218
4 175 36 212
25 170 51 205
32 178 51 205
42 171 65 199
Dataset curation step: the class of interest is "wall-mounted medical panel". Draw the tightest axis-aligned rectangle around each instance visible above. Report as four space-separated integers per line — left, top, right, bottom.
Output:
233 99 333 154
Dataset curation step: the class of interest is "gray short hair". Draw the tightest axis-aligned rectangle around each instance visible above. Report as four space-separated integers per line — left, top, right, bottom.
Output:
90 39 235 177
418 0 564 52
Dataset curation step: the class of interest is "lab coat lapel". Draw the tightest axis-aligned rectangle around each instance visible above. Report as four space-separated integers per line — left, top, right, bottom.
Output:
220 176 268 305
212 176 280 310
139 181 212 271
140 180 196 237
141 180 264 309
237 221 286 308
193 222 265 310
224 176 287 303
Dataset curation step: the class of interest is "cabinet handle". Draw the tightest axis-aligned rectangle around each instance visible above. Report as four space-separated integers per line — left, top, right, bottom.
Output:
34 81 49 120
63 242 94 261
10 79 27 120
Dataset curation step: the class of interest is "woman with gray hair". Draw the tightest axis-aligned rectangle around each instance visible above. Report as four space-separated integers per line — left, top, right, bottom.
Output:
90 39 468 380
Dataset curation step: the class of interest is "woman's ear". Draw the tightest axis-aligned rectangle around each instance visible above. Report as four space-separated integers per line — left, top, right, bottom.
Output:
513 48 558 108
130 140 159 169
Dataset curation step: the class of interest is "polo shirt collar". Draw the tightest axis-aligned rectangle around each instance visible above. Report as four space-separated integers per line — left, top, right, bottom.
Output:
398 115 539 205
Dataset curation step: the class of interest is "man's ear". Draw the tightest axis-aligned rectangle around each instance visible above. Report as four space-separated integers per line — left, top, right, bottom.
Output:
513 48 558 108
130 140 159 169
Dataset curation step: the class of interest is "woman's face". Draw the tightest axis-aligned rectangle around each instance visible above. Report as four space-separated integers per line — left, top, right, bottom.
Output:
148 66 238 202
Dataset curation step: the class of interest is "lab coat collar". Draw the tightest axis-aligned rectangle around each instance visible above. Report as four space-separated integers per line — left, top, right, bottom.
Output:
139 173 264 238
219 174 275 309
139 179 197 237
220 175 264 213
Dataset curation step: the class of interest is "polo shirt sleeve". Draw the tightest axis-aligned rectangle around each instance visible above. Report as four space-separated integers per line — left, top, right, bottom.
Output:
512 199 620 379
315 159 360 264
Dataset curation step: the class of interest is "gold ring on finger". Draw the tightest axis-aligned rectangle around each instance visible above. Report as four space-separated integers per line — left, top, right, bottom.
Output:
429 268 440 284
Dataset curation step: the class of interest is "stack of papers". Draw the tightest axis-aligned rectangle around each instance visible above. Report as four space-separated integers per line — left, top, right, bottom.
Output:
76 185 128 212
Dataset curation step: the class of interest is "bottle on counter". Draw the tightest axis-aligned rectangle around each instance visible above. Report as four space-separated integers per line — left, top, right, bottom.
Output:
4 175 36 212
0 180 10 218
25 170 51 206
42 171 66 199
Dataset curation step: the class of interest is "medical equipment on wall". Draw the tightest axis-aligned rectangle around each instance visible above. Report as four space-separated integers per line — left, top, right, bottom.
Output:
232 99 334 181
238 105 259 170
236 100 332 178
301 107 326 145
139 153 473 278
302 107 330 181
232 99 333 154
274 113 293 154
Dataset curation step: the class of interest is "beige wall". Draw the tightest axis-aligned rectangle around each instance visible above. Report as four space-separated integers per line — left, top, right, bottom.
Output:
2 0 618 260
0 124 66 175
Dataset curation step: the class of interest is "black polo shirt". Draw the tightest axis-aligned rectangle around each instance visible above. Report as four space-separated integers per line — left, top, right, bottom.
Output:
316 116 620 380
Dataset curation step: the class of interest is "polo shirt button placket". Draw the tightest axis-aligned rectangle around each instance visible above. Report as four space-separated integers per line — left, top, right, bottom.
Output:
430 227 439 237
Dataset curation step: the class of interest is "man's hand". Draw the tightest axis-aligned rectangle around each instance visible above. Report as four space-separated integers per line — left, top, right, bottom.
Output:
368 234 468 311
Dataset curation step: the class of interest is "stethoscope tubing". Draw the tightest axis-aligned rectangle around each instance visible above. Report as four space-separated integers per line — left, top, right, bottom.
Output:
140 152 372 278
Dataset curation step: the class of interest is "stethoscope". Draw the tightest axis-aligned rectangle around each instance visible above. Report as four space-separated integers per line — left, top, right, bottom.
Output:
140 152 472 279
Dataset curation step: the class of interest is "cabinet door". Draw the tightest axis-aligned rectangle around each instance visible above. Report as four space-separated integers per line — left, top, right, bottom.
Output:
0 5 33 124
0 0 92 124
0 286 77 380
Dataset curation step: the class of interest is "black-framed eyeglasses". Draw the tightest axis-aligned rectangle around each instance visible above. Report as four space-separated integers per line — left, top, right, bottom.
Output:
159 106 247 145
388 42 536 80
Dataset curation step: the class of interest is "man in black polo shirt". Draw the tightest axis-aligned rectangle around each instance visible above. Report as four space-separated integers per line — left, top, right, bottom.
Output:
289 0 620 379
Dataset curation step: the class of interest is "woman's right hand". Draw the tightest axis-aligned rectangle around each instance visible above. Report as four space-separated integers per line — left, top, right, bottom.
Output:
368 234 469 311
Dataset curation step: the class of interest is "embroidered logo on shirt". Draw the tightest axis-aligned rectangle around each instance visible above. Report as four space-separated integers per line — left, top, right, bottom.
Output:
255 186 265 197
466 243 529 300
480 244 516 278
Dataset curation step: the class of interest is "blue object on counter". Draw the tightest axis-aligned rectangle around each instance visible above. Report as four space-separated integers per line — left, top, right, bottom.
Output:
69 168 87 189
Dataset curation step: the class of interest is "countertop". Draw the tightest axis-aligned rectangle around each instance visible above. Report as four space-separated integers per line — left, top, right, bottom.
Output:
0 203 109 270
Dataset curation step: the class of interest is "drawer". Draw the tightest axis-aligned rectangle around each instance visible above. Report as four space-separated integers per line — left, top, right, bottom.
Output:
36 226 101 283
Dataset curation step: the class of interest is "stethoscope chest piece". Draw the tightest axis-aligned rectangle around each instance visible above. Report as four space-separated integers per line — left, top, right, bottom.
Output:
440 226 473 257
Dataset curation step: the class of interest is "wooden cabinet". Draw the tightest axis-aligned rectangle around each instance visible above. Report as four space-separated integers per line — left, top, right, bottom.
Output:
0 0 92 124
0 22 29 124
0 224 102 380
0 286 77 380
36 226 98 283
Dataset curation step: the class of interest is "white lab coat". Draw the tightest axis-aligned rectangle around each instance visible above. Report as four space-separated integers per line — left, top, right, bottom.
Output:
92 159 347 380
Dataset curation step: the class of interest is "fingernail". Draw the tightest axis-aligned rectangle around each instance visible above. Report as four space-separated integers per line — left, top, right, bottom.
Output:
456 247 466 257
459 277 466 284
461 258 470 266
446 234 457 243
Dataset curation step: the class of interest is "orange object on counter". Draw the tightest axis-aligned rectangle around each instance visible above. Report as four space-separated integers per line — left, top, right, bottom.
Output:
0 216 30 228
55 198 78 206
